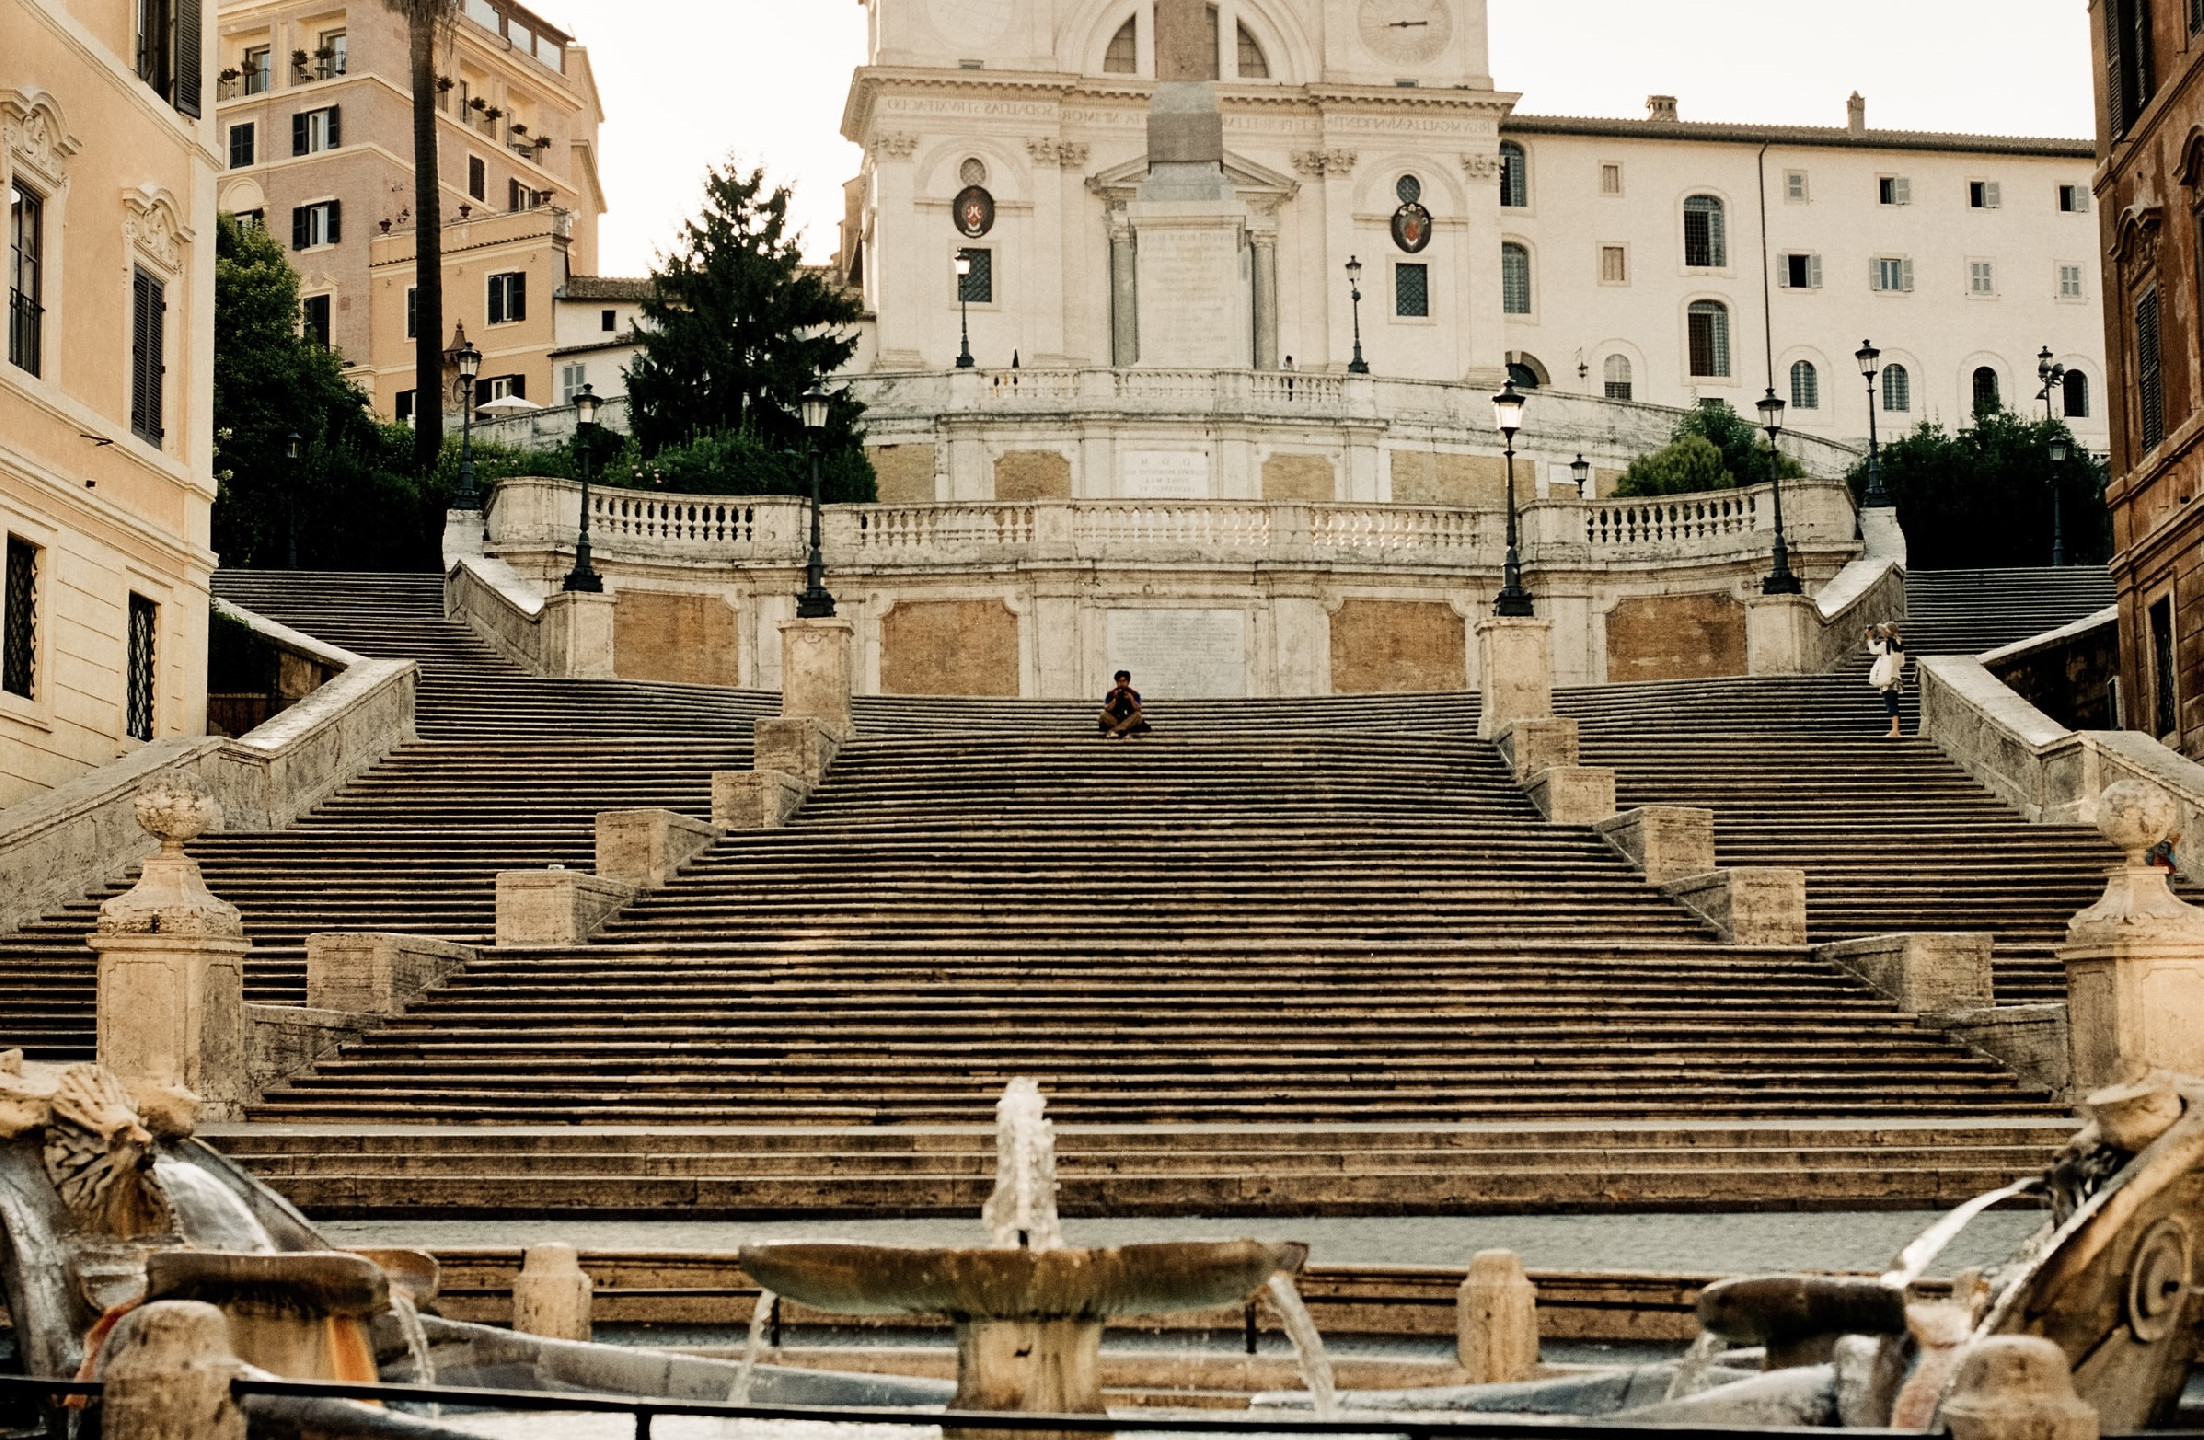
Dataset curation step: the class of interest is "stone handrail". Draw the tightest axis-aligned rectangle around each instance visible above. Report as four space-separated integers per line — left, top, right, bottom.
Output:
484 478 1857 573
447 554 550 670
1920 654 2204 857
0 602 417 934
1807 557 1909 672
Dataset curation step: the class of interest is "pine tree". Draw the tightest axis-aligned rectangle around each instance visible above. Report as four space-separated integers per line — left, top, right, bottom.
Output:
627 164 865 456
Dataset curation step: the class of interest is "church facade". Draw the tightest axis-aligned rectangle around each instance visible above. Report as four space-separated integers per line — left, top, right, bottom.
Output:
836 0 2104 457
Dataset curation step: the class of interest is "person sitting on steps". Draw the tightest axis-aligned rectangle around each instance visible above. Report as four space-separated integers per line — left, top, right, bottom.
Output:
1099 671 1151 739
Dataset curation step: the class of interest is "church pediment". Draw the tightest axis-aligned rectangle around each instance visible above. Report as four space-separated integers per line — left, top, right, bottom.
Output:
1085 151 1301 202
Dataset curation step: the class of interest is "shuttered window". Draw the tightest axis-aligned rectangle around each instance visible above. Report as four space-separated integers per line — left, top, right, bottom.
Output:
2108 0 2154 137
131 271 165 445
488 271 527 325
1779 253 1821 289
2 536 36 701
2138 286 2166 451
126 594 157 742
8 182 43 377
1682 195 1726 267
292 106 340 155
290 200 340 249
1686 300 1730 378
135 0 200 115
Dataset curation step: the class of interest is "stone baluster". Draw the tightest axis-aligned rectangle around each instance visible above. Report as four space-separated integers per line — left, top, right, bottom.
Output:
512 1243 594 1342
87 777 251 1121
1456 1250 1539 1384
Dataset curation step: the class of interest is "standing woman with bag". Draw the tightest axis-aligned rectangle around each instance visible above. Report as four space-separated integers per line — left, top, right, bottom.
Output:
1867 623 1907 739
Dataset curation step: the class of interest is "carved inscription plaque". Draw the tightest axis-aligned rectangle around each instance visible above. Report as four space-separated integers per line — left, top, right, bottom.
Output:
1106 609 1249 698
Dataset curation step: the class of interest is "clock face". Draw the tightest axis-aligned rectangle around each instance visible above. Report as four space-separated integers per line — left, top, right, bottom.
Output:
1357 0 1454 65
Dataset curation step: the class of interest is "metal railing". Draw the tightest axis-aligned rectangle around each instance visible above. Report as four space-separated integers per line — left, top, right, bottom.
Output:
0 1371 2050 1440
7 291 42 377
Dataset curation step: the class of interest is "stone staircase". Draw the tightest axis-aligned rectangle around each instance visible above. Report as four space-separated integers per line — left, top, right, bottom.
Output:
0 566 2131 1213
1903 566 2115 657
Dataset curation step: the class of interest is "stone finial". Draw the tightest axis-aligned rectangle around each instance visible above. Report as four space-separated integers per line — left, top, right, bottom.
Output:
99 1302 247 1440
135 774 223 852
2065 780 2204 943
1941 1337 2098 1440
98 777 241 939
1457 1250 1539 1383
512 1243 594 1342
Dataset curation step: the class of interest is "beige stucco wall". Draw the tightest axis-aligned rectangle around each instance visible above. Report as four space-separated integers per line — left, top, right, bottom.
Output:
1330 599 1467 693
1 0 220 807
879 598 1020 696
1604 592 1749 683
613 588 738 687
368 206 571 418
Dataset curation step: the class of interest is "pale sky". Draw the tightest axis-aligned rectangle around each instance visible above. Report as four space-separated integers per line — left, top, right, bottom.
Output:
549 0 2097 278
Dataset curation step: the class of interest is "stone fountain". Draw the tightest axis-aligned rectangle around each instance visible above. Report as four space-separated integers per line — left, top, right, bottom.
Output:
741 1079 1312 1432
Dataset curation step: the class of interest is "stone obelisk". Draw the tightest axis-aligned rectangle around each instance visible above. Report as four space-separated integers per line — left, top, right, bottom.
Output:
1129 0 1251 368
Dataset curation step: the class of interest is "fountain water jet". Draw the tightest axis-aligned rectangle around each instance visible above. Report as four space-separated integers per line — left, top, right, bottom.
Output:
1263 1273 1337 1417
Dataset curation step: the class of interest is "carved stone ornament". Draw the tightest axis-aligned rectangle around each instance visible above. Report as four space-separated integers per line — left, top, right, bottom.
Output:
43 1063 173 1238
1291 149 1357 177
96 777 243 939
2067 780 2204 943
1 90 77 190
1025 139 1090 168
1461 152 1502 181
874 132 922 159
123 186 192 277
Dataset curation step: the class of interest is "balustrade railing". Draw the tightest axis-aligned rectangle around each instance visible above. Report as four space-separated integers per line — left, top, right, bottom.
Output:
1585 490 1761 548
856 504 1037 552
1311 504 1485 555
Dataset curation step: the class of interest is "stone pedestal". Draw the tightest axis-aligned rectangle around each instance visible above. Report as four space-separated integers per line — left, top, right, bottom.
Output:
595 808 716 890
494 869 635 947
1495 718 1578 784
1130 200 1251 371
780 618 856 739
1457 1250 1539 1384
1821 933 1996 1014
1476 618 1554 740
714 771 812 830
1523 767 1617 827
307 932 473 1015
1942 1337 2097 1440
1745 593 1820 677
2060 781 2204 1092
952 1318 1106 1428
512 1244 593 1343
755 716 846 784
100 1302 247 1440
1663 868 1809 946
1596 807 1716 886
542 590 617 679
89 778 251 1120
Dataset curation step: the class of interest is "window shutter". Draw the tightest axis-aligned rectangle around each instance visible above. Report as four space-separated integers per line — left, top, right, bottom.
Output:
326 104 340 148
173 0 202 116
1776 257 1789 289
130 277 151 435
1870 257 1883 292
1984 181 2001 208
510 271 525 322
1901 257 1915 292
325 200 340 244
2108 0 2129 135
1809 254 1823 289
291 205 309 250
293 113 308 156
1894 177 1911 206
509 374 524 401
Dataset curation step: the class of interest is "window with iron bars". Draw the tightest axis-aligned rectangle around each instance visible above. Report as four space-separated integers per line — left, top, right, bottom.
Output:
126 594 157 741
9 181 43 378
3 536 37 701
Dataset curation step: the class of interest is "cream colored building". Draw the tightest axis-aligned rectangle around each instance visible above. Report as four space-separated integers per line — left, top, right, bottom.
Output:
212 0 604 421
2 0 219 805
834 0 2106 459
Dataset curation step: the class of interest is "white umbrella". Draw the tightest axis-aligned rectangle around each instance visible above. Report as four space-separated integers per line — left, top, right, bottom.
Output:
475 396 542 415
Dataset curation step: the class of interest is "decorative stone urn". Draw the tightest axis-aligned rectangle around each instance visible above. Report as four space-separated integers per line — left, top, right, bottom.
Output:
2063 779 2204 1092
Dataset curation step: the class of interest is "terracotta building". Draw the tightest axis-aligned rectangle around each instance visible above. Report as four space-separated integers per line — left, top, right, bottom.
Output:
212 0 604 422
2096 0 2204 753
2 0 221 804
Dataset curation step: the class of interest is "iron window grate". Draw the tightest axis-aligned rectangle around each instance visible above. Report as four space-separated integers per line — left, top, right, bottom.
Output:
127 594 156 741
3 536 36 700
957 248 993 304
1394 263 1428 318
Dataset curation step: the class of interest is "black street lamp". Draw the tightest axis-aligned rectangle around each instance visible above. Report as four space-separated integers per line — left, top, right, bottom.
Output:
561 383 603 592
954 253 976 370
2038 346 2070 569
284 431 302 569
1855 340 1889 508
1759 387 1802 595
454 340 483 510
1569 454 1592 498
1492 380 1533 617
1345 256 1370 375
796 381 838 619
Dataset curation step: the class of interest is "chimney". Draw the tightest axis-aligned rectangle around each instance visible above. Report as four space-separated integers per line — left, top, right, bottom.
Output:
1646 95 1678 124
1847 92 1867 138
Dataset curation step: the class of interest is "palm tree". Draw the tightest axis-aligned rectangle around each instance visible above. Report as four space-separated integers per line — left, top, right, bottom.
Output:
385 0 456 474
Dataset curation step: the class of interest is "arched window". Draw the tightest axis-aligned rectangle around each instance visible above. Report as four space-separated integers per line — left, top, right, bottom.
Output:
1499 142 1527 208
1104 16 1137 73
1501 243 1531 314
1883 363 1912 412
1683 195 1726 267
1790 360 1820 410
1972 365 2001 414
1235 22 1269 78
1686 300 1730 378
2064 368 2091 418
1603 354 1633 401
1507 356 1546 389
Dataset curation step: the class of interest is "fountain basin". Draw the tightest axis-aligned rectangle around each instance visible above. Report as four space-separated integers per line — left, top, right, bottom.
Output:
147 1250 388 1382
739 1240 1307 1320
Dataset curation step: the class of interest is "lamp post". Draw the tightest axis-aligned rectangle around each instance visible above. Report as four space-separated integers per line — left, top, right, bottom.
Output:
454 341 483 510
1569 454 1592 498
561 383 602 592
1345 256 1370 375
2037 346 2071 568
1492 381 1533 616
1759 387 1802 595
954 253 976 370
1855 340 1888 508
796 381 837 619
284 431 302 569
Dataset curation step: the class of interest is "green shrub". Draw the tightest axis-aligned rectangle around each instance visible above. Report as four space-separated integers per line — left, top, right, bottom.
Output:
1614 401 1805 498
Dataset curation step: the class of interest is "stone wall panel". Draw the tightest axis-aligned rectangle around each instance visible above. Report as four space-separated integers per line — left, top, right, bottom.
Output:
1605 593 1747 682
1331 600 1466 694
1391 451 1508 507
873 444 941 504
993 450 1074 501
613 591 739 686
1261 453 1337 502
881 599 1021 696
